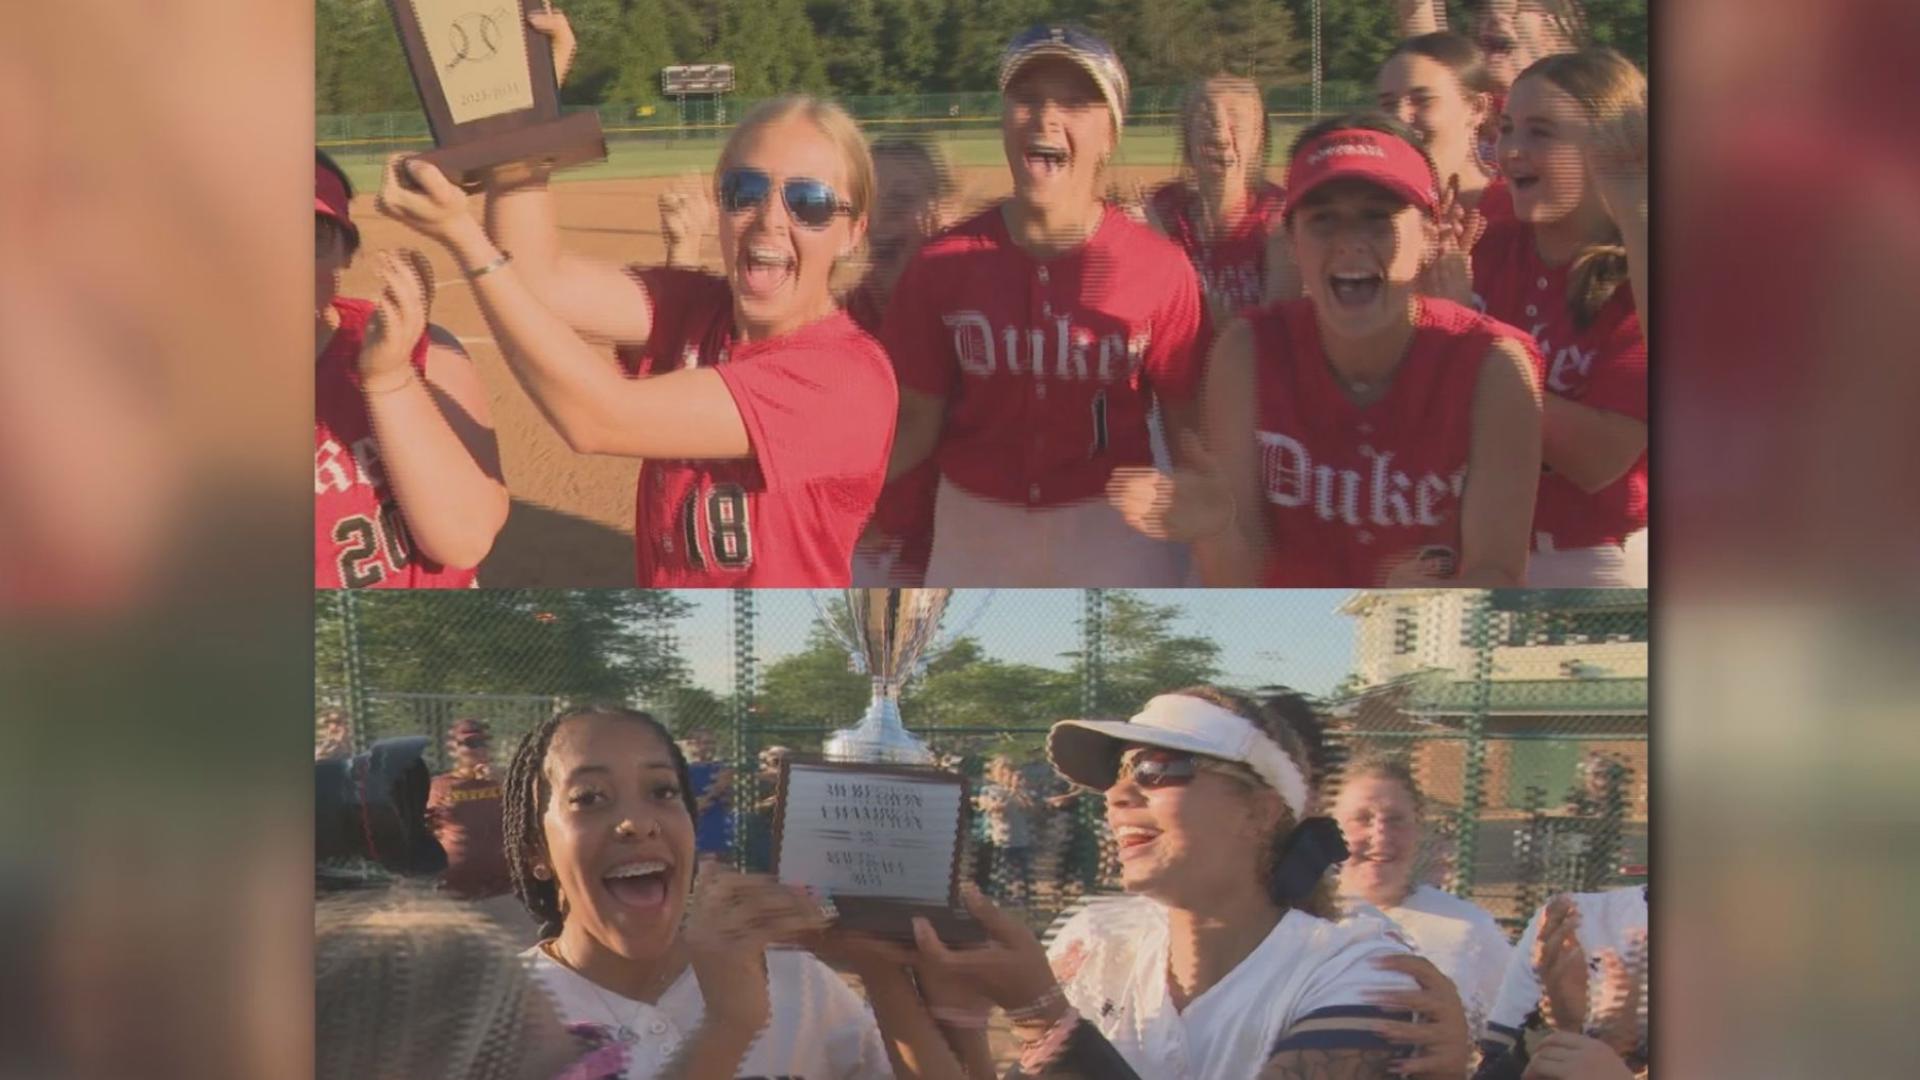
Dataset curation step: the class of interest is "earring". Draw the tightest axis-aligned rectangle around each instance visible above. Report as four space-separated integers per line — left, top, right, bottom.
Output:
532 864 551 880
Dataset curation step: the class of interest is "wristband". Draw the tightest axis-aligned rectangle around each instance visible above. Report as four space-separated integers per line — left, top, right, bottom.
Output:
466 251 513 280
1005 985 1066 1025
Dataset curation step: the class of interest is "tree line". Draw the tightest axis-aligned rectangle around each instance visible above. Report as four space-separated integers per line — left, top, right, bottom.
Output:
317 0 1644 115
316 590 1239 750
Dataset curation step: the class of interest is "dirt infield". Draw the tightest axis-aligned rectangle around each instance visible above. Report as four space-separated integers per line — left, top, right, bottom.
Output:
342 162 1185 586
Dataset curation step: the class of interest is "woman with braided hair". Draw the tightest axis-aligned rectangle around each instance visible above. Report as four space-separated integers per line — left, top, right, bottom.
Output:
501 705 967 1079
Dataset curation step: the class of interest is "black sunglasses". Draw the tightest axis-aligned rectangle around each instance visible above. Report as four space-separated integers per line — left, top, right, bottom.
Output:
1112 747 1250 791
1478 34 1518 56
719 167 853 230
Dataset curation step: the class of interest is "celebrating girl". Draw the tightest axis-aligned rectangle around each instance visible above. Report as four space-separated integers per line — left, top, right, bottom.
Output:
1475 48 1648 585
314 149 507 588
375 11 895 587
883 24 1208 586
1113 115 1543 586
1144 75 1286 321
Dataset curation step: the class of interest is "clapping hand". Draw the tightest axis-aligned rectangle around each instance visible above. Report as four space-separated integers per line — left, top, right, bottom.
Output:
1107 432 1236 543
358 248 434 385
1533 895 1591 1033
683 859 831 1032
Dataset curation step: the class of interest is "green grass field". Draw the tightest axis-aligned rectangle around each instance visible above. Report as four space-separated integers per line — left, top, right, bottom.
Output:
331 121 1306 192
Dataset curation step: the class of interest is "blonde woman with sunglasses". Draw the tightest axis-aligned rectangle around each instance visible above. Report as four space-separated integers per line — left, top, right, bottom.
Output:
375 10 895 587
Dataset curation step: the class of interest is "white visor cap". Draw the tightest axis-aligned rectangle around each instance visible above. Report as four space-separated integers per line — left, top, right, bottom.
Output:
1047 694 1309 818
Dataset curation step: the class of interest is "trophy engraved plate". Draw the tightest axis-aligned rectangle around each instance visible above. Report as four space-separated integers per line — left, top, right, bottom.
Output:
770 589 984 942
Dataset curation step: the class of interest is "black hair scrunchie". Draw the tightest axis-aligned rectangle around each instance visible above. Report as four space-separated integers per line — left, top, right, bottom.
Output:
1269 816 1349 906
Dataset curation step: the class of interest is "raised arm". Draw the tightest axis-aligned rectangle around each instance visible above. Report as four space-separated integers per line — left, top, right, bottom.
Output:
382 157 750 460
483 168 658 346
480 7 654 345
1453 335 1542 585
355 252 507 569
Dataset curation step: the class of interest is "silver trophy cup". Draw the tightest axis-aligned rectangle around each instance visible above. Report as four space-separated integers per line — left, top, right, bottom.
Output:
821 589 951 764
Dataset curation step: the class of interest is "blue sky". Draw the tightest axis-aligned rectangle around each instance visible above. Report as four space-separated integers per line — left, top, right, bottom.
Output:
668 590 1361 697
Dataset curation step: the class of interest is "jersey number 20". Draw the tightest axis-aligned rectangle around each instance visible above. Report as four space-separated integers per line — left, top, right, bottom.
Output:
680 484 752 571
332 502 413 587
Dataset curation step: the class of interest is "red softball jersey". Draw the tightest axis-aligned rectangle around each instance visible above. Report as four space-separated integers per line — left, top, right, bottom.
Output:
314 297 478 589
1473 218 1648 551
883 204 1209 508
846 281 935 582
617 267 896 587
1476 177 1514 224
1146 180 1287 316
1249 296 1539 586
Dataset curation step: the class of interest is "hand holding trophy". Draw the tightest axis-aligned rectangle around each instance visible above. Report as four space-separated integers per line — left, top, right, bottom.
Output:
381 0 605 189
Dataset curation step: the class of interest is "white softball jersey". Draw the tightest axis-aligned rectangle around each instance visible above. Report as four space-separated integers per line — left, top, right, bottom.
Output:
1345 886 1516 1041
1046 895 1421 1080
525 945 890 1080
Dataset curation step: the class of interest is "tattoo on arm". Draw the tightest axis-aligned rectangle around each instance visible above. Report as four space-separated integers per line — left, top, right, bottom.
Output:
1258 1047 1399 1080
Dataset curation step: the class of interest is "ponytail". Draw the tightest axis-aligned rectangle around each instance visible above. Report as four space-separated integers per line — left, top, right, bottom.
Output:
1514 48 1646 330
1568 234 1629 329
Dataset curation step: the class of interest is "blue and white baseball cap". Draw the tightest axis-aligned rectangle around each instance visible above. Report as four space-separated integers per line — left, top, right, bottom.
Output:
997 24 1131 134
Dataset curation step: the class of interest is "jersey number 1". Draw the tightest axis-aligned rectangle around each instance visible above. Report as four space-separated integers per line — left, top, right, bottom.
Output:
680 484 752 571
1090 390 1110 455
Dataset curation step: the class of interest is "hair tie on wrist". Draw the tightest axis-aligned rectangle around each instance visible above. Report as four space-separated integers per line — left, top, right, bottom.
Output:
466 251 512 280
1270 816 1348 905
361 369 416 396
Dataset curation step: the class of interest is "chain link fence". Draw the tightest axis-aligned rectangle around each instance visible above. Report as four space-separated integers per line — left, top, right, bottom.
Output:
316 81 1376 155
316 588 1648 934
